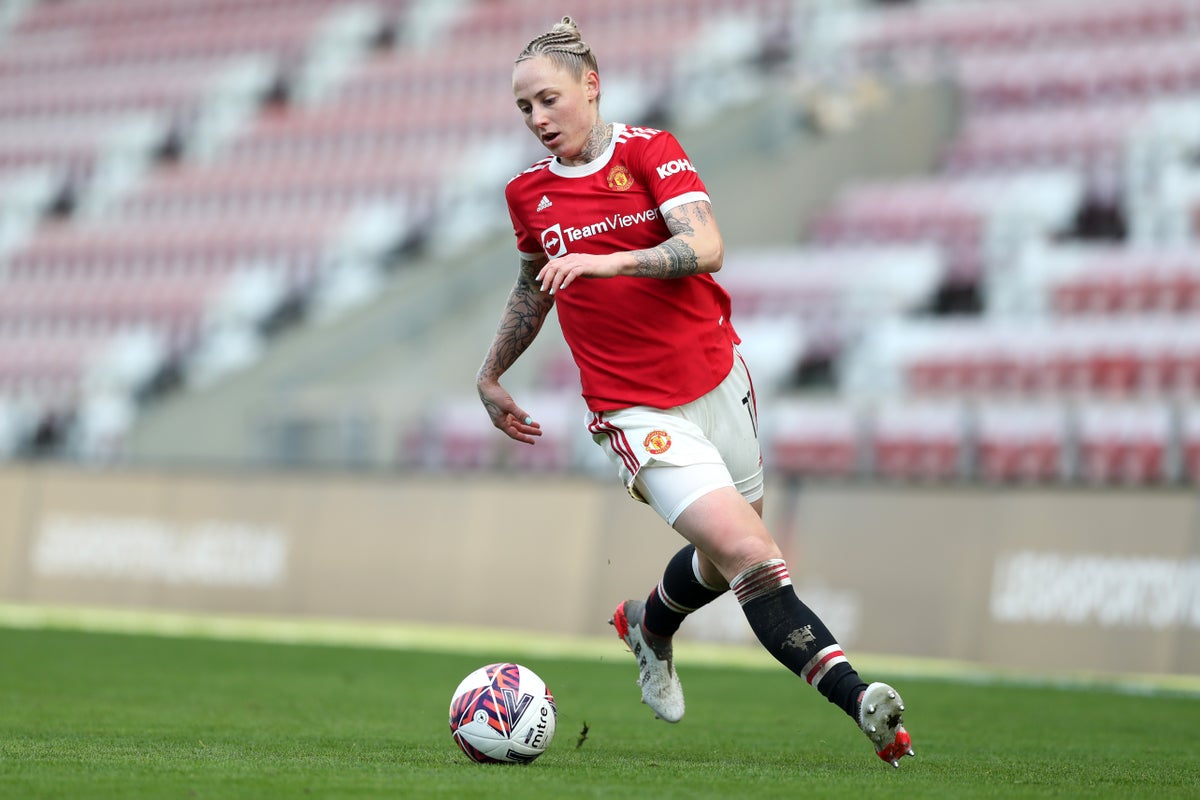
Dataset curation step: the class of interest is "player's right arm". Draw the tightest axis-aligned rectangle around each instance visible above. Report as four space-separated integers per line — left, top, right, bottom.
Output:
476 254 554 444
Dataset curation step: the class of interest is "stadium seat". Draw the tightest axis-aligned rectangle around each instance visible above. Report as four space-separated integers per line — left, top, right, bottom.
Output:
764 397 863 479
990 241 1200 317
2 1 343 72
868 400 967 482
854 1 1198 65
717 244 944 359
975 402 1068 483
732 316 808 393
949 35 1200 115
810 171 1083 284
1182 405 1200 484
0 272 219 353
1075 401 1172 485
845 315 1200 401
942 100 1149 183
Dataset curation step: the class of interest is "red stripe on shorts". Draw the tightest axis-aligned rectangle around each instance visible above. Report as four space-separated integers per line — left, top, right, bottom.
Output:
589 413 640 476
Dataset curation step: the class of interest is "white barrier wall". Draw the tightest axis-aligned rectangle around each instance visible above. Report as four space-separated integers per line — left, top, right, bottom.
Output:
782 485 1200 676
1 465 1197 676
0 465 680 638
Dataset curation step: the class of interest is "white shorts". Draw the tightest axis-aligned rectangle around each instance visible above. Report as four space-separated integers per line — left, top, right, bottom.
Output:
588 348 764 525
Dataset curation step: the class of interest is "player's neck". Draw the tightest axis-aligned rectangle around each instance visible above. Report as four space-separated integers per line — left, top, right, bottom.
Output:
559 120 612 167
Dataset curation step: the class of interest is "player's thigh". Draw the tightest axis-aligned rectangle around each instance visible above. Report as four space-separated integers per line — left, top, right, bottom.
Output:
632 460 732 526
669 484 781 581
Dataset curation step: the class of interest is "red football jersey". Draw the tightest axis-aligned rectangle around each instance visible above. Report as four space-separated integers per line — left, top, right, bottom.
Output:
505 123 738 412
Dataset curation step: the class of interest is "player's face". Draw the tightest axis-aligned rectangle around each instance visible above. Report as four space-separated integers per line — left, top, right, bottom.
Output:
513 56 599 165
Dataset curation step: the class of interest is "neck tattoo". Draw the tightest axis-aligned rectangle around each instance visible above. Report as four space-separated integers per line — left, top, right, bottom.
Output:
575 121 612 164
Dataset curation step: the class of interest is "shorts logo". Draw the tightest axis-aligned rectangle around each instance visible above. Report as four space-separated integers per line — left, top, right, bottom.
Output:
643 430 672 455
606 164 634 191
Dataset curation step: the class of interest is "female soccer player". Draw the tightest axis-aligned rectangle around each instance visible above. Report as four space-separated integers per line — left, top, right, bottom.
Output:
475 16 915 767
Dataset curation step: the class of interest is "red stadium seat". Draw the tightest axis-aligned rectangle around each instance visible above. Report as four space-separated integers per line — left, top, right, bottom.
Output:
810 172 1081 284
1075 401 1172 485
765 398 862 479
868 400 967 481
1182 406 1200 485
975 402 1067 483
855 1 1197 60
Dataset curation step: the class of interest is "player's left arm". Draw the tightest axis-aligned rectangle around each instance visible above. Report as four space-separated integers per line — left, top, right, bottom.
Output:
632 198 723 279
536 199 723 294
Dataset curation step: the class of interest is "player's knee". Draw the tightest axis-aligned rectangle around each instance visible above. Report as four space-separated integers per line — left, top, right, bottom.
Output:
718 541 783 583
693 527 781 583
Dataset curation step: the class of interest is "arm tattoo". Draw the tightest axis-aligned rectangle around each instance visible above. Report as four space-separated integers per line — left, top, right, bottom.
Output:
631 202 705 279
478 259 554 382
634 237 698 279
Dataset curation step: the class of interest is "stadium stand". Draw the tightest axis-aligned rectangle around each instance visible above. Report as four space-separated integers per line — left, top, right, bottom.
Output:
941 101 1149 189
1076 400 1175 485
4 0 1200 490
851 0 1198 55
866 398 969 482
775 0 1200 487
0 0 807 461
808 170 1083 285
763 396 863 479
1183 404 1200 483
401 389 609 476
0 0 392 457
841 317 1200 399
974 401 1068 485
716 244 944 358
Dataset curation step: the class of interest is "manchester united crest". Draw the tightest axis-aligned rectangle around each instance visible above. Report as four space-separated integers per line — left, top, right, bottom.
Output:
606 164 634 191
643 429 671 455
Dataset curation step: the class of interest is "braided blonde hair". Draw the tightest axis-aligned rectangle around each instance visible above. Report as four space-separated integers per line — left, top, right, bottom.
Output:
515 16 599 78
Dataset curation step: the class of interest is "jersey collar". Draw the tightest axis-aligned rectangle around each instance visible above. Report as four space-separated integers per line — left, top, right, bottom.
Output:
548 123 624 178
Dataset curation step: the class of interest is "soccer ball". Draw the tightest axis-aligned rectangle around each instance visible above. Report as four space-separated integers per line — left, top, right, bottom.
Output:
448 662 557 764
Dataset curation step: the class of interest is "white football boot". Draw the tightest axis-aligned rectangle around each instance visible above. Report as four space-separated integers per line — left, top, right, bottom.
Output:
609 599 685 723
858 682 915 767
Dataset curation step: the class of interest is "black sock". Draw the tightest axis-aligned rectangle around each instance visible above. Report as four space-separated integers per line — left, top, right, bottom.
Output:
731 559 867 721
642 545 727 638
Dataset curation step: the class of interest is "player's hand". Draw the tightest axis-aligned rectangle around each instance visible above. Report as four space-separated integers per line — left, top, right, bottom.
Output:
536 253 621 294
477 380 542 444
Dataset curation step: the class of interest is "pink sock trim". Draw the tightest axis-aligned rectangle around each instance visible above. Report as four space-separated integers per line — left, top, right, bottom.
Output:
730 559 791 605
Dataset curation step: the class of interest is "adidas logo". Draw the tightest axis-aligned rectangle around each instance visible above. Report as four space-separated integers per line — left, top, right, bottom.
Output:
536 195 553 212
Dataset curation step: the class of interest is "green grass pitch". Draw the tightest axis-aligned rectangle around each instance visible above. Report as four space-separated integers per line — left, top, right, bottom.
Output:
1 620 1197 799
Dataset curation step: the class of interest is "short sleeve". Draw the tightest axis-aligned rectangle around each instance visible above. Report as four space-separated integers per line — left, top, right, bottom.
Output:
632 130 711 215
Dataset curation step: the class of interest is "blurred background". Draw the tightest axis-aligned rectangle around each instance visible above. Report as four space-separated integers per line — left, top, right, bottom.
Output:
0 0 1198 679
